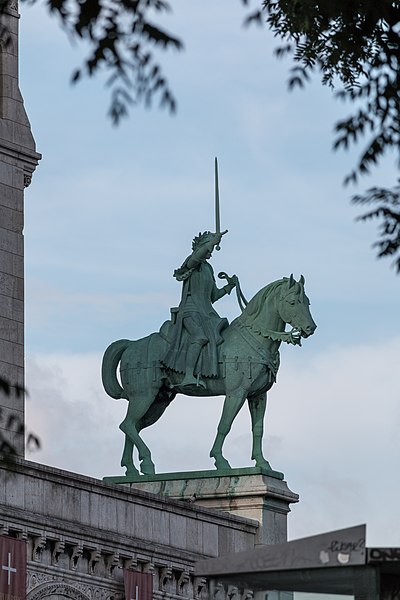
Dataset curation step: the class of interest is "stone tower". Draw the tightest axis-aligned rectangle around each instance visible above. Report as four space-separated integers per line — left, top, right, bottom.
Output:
0 0 40 456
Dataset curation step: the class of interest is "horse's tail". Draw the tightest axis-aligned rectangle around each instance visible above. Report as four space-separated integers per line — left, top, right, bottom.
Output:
101 339 130 400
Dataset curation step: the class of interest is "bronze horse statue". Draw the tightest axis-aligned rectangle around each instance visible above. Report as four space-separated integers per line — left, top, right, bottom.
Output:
102 275 316 476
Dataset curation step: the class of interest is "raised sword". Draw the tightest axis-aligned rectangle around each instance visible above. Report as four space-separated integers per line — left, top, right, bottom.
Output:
215 156 221 250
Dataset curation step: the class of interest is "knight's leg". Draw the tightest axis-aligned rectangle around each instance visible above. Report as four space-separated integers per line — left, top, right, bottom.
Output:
210 390 247 470
248 394 271 470
180 315 207 388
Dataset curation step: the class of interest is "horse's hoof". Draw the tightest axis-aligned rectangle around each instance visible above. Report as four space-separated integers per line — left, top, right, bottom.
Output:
140 458 156 475
213 457 231 471
124 465 140 477
255 460 272 471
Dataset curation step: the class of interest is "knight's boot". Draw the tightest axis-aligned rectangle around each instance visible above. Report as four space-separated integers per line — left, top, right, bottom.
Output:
180 342 206 389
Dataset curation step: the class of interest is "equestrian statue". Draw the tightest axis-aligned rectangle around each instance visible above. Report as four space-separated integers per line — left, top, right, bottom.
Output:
102 159 317 477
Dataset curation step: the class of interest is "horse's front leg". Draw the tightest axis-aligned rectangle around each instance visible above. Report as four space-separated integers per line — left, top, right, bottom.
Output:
210 389 247 471
248 393 271 470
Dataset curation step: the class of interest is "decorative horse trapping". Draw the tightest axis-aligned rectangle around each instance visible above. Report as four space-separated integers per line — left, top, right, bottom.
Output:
101 160 317 477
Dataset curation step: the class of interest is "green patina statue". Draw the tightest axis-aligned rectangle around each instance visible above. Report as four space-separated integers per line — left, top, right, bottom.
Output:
102 159 317 477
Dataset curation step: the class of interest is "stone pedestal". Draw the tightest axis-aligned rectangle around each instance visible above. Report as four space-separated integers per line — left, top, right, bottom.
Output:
104 467 299 546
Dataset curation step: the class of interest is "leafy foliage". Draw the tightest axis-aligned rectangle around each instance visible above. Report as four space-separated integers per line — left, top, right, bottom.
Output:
24 0 184 124
15 0 263 123
353 183 400 271
263 0 400 268
0 377 40 461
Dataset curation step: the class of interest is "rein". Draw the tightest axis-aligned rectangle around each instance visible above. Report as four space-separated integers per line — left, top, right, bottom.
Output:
218 272 248 312
251 326 302 346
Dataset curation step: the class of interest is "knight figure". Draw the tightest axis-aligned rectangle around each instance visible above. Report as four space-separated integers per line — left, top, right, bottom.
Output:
162 229 236 389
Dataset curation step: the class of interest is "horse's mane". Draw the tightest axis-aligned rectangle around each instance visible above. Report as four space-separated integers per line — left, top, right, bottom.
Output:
232 277 289 329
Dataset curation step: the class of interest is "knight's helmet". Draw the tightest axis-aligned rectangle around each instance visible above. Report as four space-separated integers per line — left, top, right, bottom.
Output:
192 231 215 251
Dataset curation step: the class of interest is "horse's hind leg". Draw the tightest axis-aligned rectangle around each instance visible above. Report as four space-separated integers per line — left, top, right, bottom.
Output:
210 390 247 471
121 434 139 477
248 393 271 470
119 393 156 475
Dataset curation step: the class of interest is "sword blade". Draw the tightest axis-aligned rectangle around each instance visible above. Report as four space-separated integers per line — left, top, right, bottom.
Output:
215 156 220 236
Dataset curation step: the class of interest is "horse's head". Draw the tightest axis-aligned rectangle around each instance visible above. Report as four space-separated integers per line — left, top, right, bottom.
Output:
278 274 317 342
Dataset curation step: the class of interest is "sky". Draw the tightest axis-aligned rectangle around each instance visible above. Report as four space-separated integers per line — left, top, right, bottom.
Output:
19 1 400 549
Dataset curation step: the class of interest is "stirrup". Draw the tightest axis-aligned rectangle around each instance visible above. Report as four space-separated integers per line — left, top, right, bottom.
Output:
180 373 206 389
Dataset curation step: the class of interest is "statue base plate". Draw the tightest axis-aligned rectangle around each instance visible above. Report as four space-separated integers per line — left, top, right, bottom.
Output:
103 466 284 485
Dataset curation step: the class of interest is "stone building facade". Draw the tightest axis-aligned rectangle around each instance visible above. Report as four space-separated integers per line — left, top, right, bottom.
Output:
0 0 40 456
1 459 261 600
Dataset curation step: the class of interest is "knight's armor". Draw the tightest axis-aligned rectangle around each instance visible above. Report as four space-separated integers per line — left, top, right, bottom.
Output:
162 231 234 388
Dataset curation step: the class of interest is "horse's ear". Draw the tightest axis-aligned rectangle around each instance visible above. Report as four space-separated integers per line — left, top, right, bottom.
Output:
300 274 305 286
288 274 295 288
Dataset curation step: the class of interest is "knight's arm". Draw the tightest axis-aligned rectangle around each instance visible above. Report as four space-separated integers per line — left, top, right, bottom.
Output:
186 231 226 269
174 246 210 281
186 245 211 269
211 278 235 303
186 234 221 269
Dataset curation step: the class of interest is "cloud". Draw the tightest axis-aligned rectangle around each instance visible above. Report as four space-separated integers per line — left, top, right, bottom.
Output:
26 335 400 547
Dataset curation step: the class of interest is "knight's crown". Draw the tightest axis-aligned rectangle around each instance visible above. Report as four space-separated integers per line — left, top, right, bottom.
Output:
192 231 214 251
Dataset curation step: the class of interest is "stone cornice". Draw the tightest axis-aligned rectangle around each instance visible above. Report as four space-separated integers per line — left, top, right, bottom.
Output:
0 137 41 172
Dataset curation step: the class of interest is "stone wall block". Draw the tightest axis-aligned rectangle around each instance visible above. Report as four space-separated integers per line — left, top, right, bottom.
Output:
231 529 257 554
262 510 287 545
79 489 100 528
186 519 203 553
0 201 23 231
25 476 45 514
44 480 69 520
11 164 23 189
169 513 188 550
151 508 170 546
0 226 23 255
98 494 118 532
79 490 90 526
13 122 36 150
2 454 26 507
0 271 23 299
0 160 14 186
0 181 23 211
217 527 236 557
122 499 135 534
201 522 219 557
0 73 16 99
0 120 14 145
0 293 23 321
12 205 23 231
0 248 23 276
134 503 154 541
0 404 23 432
0 315 23 343
61 485 82 523
0 337 23 367
0 364 24 408
0 360 23 383
0 422 24 456
3 98 19 124
1 52 18 78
